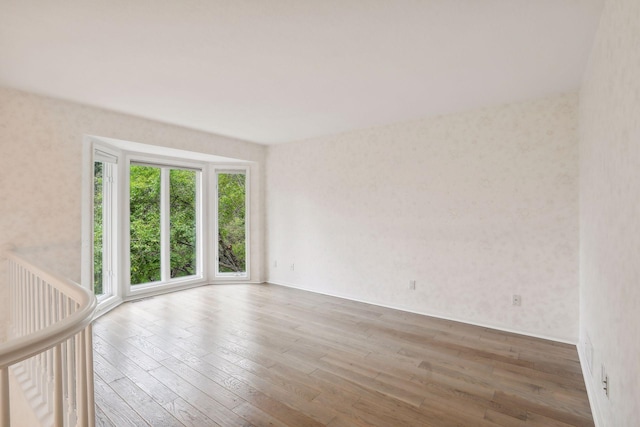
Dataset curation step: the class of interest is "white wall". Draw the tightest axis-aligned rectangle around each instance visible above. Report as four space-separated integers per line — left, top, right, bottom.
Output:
579 0 640 424
266 93 579 342
0 87 266 330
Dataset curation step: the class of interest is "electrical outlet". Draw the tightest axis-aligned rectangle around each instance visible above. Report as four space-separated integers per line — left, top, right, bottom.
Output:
290 263 295 271
409 280 416 290
512 294 522 306
273 260 277 268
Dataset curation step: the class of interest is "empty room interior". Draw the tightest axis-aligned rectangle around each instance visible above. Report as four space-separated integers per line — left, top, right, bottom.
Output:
0 0 638 426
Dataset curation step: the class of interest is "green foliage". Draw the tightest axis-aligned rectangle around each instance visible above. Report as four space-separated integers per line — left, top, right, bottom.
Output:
129 166 198 284
95 165 247 289
129 165 162 284
170 169 197 278
218 173 246 273
93 162 103 294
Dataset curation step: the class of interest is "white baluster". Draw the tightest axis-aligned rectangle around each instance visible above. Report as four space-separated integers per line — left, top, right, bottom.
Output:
76 331 88 427
53 344 63 427
2 254 96 427
85 325 95 427
0 366 9 427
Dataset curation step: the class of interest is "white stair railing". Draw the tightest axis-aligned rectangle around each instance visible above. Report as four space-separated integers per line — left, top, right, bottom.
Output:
0 252 97 427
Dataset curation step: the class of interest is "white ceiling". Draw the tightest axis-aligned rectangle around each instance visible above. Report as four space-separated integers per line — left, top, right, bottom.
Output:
0 1 603 144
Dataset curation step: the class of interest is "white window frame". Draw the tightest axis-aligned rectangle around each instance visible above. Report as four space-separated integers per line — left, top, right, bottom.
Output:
94 149 119 302
125 155 206 296
213 166 251 281
95 159 117 301
83 136 255 316
82 139 123 314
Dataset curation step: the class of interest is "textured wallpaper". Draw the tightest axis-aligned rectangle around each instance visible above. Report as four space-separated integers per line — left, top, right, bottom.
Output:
0 87 266 335
266 93 580 342
579 0 640 424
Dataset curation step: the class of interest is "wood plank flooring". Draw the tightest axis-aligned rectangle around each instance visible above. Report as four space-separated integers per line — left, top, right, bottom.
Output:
92 284 594 426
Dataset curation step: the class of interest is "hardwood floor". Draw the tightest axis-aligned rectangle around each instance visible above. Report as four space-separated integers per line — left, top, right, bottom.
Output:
92 284 594 426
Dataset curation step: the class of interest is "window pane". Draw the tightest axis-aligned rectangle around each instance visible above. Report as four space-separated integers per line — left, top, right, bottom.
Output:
130 165 161 284
93 162 103 295
170 169 197 278
218 173 246 274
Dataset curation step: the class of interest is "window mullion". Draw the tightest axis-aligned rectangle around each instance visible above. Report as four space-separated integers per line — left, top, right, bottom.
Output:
161 168 170 282
196 171 203 278
103 164 113 297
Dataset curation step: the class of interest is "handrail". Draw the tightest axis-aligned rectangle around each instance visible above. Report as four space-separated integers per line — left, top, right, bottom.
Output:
0 252 97 369
1 251 98 427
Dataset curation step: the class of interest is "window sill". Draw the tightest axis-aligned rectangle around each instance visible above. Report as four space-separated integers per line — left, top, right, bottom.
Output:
127 276 206 297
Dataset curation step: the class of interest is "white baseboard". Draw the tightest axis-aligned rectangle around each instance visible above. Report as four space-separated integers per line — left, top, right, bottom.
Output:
267 279 577 345
577 343 604 427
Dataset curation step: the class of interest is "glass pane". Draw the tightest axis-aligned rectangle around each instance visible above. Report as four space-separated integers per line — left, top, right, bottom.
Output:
93 162 103 295
130 165 162 284
218 173 246 274
170 169 197 278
